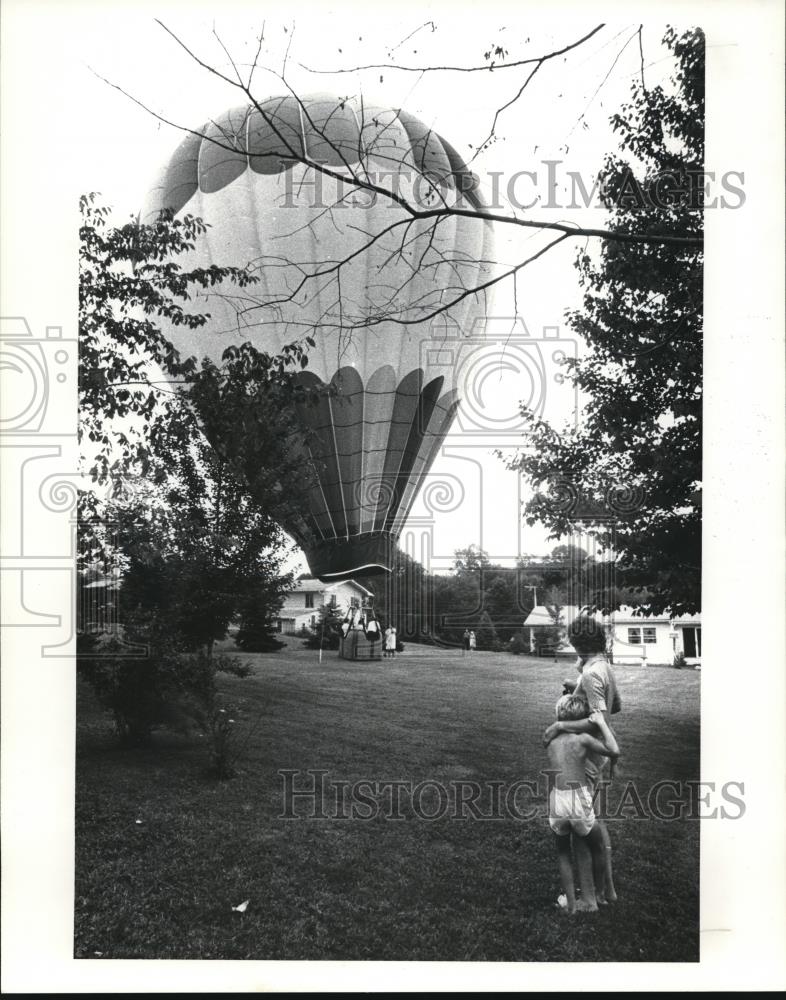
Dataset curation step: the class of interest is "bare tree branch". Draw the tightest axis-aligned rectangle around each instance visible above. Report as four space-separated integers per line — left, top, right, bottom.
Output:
637 26 648 94
300 24 605 74
93 21 702 345
468 61 542 163
568 25 640 137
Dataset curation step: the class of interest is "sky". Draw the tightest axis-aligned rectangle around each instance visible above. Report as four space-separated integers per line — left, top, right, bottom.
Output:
8 4 686 572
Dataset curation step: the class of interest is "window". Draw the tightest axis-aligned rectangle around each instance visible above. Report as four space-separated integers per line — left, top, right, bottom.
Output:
330 595 337 608
350 597 360 609
628 626 656 645
275 619 283 633
305 592 314 609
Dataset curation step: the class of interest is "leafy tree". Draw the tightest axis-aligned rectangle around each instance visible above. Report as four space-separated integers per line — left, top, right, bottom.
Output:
78 195 312 570
482 576 524 642
78 194 259 490
549 544 589 569
510 28 704 616
474 609 499 650
432 571 483 645
77 196 307 752
453 545 493 576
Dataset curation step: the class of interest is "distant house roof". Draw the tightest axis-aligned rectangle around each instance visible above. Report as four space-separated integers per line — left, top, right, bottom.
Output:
291 577 373 597
294 578 332 593
522 604 701 627
522 605 586 628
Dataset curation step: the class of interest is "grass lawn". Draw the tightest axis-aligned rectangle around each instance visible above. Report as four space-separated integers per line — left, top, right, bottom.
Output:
75 643 700 961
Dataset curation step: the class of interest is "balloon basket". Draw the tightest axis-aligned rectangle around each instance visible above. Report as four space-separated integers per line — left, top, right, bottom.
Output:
339 632 382 661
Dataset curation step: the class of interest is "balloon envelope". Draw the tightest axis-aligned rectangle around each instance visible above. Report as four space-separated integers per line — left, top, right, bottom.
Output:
143 95 495 581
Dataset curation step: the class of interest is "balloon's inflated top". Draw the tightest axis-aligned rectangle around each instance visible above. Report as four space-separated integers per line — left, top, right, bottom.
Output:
143 95 494 581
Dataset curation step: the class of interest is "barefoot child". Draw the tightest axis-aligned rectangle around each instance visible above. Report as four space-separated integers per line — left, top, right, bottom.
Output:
544 616 622 902
546 695 620 914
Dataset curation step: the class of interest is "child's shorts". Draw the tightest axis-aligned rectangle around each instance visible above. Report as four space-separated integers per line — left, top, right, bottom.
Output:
549 785 596 837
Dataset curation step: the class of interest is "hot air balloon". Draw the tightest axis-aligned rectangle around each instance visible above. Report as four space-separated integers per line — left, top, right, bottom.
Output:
142 94 494 582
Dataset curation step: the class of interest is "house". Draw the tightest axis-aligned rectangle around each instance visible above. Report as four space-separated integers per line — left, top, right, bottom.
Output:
276 577 374 635
610 606 701 667
521 604 702 667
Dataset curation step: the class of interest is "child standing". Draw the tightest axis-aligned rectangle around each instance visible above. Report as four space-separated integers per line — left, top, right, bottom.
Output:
546 694 620 914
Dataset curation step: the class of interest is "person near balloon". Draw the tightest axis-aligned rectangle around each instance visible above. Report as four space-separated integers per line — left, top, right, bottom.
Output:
468 630 477 653
384 626 397 658
364 614 380 642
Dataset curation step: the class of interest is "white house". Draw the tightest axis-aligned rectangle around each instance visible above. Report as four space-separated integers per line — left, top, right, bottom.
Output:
521 604 702 667
610 606 701 666
276 577 374 635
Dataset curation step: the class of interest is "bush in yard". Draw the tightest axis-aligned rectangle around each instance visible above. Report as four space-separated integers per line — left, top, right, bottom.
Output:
530 624 562 654
77 616 193 746
673 651 687 669
509 633 529 655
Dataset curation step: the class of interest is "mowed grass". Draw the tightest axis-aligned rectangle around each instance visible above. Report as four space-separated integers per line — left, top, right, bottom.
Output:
75 644 700 961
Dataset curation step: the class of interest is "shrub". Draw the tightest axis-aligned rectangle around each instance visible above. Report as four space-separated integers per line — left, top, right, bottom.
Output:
672 651 687 669
531 625 562 655
77 623 192 746
235 615 286 652
77 623 251 776
509 633 529 655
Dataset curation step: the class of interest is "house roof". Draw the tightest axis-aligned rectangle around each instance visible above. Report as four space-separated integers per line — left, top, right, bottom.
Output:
293 578 331 593
291 577 373 597
522 605 586 628
609 605 701 625
522 604 701 627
